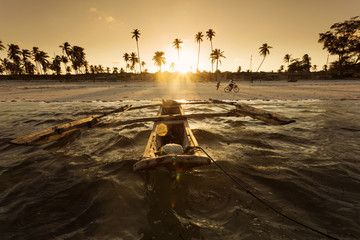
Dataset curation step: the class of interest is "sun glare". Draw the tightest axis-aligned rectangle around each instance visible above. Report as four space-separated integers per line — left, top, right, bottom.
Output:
177 59 193 73
163 49 196 73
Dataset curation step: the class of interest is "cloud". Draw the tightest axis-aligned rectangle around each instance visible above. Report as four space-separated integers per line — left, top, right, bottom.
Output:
105 16 115 23
89 7 116 24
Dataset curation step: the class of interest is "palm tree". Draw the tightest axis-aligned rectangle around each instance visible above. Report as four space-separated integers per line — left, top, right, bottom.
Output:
38 51 49 74
278 65 284 73
21 49 31 74
172 38 183 60
32 47 41 74
206 29 216 72
66 66 71 74
129 52 139 73
0 58 6 75
0 41 6 74
123 53 130 72
312 65 318 72
97 65 104 73
50 55 62 75
7 44 22 74
256 43 272 72
141 61 146 71
206 29 216 51
195 32 204 72
59 42 72 60
8 44 21 62
90 65 95 74
170 62 175 72
0 40 5 51
152 51 166 72
83 60 89 74
1 58 11 75
70 46 86 73
0 62 3 75
302 54 311 72
61 55 68 73
210 49 226 73
283 54 291 71
131 29 142 73
0 42 5 75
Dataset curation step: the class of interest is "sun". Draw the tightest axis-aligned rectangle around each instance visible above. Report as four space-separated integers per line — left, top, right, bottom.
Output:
177 58 193 73
163 48 196 73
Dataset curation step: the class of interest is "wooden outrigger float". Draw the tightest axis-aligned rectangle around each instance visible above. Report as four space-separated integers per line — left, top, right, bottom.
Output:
10 99 295 172
133 100 211 172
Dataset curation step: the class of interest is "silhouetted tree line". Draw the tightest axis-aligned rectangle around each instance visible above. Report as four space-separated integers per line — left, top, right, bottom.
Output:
287 54 312 73
0 41 124 75
319 16 359 76
1 16 358 77
277 16 359 76
0 41 93 75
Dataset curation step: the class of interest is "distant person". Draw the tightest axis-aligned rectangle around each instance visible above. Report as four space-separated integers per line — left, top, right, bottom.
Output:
216 81 220 90
228 79 234 90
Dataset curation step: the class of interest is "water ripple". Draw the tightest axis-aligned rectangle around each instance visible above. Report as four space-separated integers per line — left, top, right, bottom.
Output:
0 100 359 239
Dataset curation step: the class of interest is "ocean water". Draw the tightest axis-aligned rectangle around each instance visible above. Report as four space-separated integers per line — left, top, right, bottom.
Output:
0 100 359 240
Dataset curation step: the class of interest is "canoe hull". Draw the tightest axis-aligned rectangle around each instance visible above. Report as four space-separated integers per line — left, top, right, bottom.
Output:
133 155 211 172
134 100 210 172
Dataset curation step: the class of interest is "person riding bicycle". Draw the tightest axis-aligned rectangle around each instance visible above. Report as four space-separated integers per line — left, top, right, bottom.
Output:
228 79 235 90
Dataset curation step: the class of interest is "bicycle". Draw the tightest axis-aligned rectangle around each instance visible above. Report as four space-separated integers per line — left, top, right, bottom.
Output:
224 84 239 93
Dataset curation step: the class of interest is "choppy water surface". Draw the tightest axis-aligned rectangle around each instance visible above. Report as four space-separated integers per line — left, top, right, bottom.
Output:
0 100 359 240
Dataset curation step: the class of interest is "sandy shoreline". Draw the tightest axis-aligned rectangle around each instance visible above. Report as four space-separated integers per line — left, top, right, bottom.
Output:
1 79 360 102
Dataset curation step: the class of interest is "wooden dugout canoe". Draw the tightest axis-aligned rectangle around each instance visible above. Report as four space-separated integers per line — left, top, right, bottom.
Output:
133 100 211 172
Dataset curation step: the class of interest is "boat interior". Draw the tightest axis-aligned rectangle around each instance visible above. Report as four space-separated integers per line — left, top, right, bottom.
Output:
156 102 190 149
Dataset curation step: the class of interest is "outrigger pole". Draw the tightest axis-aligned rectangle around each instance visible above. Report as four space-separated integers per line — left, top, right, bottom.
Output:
10 99 295 146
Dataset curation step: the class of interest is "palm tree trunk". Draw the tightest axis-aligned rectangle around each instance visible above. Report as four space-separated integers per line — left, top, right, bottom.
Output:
136 40 142 74
216 59 219 81
256 57 266 72
197 42 200 72
339 55 343 77
38 62 43 74
211 40 213 73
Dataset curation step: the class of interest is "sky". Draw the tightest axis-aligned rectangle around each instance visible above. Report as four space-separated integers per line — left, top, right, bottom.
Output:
0 0 359 73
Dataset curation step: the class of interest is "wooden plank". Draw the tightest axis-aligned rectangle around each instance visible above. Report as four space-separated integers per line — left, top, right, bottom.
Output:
11 99 295 146
210 99 295 125
9 102 205 146
11 115 100 145
235 103 295 125
112 111 238 126
125 101 212 111
11 105 131 145
127 103 161 110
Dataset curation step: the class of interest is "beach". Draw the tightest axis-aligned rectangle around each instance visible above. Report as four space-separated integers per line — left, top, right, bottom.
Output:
1 79 360 102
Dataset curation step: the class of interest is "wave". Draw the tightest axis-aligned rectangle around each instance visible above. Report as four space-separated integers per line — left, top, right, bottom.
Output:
0 100 359 239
